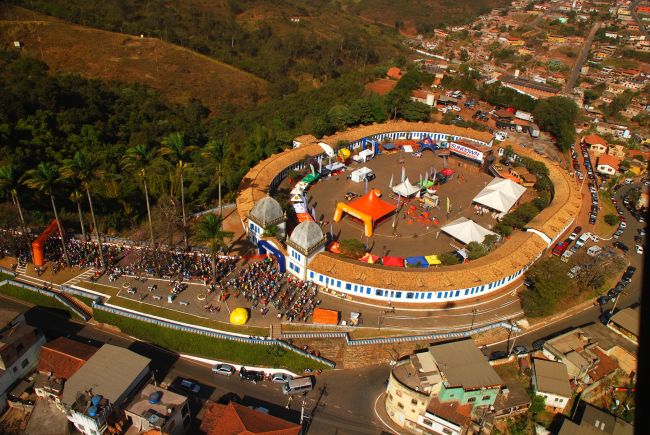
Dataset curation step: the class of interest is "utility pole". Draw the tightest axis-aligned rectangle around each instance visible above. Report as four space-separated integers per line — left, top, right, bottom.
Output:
508 325 518 355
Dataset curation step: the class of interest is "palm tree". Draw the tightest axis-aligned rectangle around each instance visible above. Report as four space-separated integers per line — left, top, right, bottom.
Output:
201 138 228 216
0 164 31 259
22 162 70 266
121 144 159 246
60 151 106 269
69 190 86 240
194 213 233 283
160 132 196 248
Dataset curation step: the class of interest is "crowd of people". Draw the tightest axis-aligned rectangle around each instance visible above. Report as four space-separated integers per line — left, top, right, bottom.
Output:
226 258 320 322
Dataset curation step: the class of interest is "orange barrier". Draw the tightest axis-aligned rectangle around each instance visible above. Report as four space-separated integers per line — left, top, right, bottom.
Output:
32 219 60 267
312 308 340 325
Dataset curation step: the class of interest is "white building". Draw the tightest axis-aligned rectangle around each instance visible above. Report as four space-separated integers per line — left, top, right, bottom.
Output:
532 359 572 412
246 196 287 245
0 307 46 413
61 345 151 435
286 221 327 280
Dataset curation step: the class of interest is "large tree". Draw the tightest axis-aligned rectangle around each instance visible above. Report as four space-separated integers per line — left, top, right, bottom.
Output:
22 162 70 266
69 190 86 240
161 133 196 248
121 144 160 246
194 213 233 283
60 151 106 269
0 164 31 258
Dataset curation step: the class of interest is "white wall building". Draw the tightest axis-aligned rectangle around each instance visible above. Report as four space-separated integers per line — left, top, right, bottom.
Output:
286 221 327 281
532 359 572 412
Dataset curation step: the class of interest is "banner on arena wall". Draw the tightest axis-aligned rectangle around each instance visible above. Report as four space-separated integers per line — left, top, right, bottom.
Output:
450 141 484 163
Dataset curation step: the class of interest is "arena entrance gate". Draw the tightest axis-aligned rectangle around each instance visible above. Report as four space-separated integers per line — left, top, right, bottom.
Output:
257 239 286 273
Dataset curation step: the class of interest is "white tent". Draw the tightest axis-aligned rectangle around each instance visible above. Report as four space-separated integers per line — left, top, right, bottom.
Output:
441 217 496 244
472 177 526 213
318 142 335 158
392 178 421 197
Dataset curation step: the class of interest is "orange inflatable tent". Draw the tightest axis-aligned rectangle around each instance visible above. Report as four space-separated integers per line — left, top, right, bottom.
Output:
312 308 340 325
32 219 60 267
333 189 396 237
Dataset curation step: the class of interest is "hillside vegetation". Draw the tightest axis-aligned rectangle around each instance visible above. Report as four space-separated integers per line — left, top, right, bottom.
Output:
0 6 268 114
7 0 508 85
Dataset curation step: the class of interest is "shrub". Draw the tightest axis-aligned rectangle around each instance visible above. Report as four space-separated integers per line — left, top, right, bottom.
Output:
604 214 620 226
440 252 461 265
466 241 488 260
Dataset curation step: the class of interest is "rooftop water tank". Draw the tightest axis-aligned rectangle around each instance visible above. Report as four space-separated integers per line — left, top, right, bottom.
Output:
87 406 98 417
148 391 162 404
91 395 103 406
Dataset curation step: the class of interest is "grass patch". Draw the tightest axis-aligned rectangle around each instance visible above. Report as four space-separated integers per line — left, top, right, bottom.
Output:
73 294 99 307
595 191 618 237
110 296 268 336
0 283 81 319
94 309 328 373
75 281 119 297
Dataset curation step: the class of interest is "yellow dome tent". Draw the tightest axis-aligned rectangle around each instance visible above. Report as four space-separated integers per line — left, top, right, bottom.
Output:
338 148 351 162
229 308 249 325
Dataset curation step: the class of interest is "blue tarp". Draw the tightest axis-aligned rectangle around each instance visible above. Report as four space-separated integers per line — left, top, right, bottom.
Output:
405 256 429 268
382 143 396 150
418 142 438 153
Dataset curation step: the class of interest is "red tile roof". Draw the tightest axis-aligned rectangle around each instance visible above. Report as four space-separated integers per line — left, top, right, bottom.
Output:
387 67 403 80
597 154 620 171
37 337 97 380
589 348 618 382
583 134 607 146
200 402 301 435
426 397 472 428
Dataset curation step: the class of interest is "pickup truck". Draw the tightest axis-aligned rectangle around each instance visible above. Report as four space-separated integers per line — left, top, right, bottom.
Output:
573 233 590 250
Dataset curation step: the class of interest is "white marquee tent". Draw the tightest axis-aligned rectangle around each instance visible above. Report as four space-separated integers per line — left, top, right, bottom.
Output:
392 178 421 197
472 177 526 213
441 217 496 244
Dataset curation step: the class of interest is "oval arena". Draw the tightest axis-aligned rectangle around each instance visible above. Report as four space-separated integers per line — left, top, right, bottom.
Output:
236 121 582 305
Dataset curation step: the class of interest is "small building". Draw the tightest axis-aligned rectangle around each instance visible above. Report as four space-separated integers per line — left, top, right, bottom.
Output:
247 196 287 245
607 144 627 160
200 401 301 435
583 133 609 157
286 221 327 280
35 337 97 402
596 154 620 176
124 383 191 435
558 401 634 435
387 67 403 80
411 89 436 106
543 328 600 382
608 306 640 344
61 344 151 435
532 359 572 413
385 338 504 434
0 306 46 413
509 167 537 188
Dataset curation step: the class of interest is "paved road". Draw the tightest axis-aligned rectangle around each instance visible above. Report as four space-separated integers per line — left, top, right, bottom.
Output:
565 23 600 93
1 296 390 434
485 183 645 354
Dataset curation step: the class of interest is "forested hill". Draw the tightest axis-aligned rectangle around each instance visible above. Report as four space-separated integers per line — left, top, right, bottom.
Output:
7 0 509 85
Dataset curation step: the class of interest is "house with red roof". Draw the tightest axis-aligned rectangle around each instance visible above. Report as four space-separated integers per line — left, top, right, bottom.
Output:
37 337 97 380
199 401 301 435
387 67 403 80
582 134 608 157
596 154 620 176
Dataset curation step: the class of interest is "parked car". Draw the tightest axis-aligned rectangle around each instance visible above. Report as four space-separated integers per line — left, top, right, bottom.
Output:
597 295 613 305
271 373 293 384
179 379 201 394
511 345 528 355
612 241 629 252
635 244 644 254
599 310 613 325
212 364 236 376
532 340 545 351
239 367 264 384
489 351 508 360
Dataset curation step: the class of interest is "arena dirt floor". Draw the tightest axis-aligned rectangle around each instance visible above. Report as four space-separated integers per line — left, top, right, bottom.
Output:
276 152 534 257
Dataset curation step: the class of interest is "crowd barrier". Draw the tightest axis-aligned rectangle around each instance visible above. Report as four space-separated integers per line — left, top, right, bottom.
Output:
281 321 520 347
91 301 336 368
0 279 91 321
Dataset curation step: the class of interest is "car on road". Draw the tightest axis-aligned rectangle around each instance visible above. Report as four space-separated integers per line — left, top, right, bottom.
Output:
599 310 613 325
511 345 528 355
489 351 508 361
239 367 264 384
212 363 236 376
179 379 201 394
612 241 629 252
271 373 293 383
597 295 613 305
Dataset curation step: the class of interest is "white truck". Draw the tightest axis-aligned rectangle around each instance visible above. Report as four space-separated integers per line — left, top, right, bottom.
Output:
573 233 590 250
